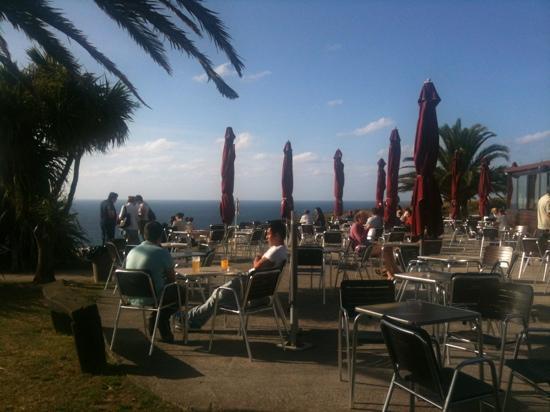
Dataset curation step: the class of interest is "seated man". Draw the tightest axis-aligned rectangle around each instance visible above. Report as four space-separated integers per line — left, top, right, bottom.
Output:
366 206 383 240
124 221 178 343
186 220 288 329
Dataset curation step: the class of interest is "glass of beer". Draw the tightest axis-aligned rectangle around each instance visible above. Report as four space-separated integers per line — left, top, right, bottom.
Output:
221 256 229 271
192 256 201 273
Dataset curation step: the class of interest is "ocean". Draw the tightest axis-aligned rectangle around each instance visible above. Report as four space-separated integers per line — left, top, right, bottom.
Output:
74 199 376 245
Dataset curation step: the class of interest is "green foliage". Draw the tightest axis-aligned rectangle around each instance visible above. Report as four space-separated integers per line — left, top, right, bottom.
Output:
0 50 136 281
399 119 510 218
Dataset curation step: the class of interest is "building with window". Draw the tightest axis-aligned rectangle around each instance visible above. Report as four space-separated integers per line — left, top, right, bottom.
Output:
506 160 550 232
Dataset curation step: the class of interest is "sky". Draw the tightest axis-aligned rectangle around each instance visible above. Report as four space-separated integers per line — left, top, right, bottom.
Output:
3 0 550 201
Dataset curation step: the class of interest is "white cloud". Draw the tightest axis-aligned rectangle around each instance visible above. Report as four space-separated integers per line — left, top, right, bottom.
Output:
376 148 386 157
515 130 550 144
253 153 268 160
294 152 318 162
326 43 342 52
193 62 236 82
243 70 272 81
235 132 253 150
327 99 343 107
338 117 395 137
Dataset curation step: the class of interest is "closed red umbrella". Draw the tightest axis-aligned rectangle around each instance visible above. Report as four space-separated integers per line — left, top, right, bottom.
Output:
219 127 236 225
450 150 462 219
376 158 386 209
478 157 491 217
333 149 344 217
410 80 443 238
384 129 401 226
281 141 294 219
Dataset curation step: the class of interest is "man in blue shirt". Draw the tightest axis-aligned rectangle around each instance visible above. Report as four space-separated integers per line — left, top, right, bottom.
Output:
125 221 177 343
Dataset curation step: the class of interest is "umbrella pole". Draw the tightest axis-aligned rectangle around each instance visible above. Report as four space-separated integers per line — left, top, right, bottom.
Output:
281 210 312 351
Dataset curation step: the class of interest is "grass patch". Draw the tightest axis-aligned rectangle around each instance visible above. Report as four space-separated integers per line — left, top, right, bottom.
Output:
0 282 180 411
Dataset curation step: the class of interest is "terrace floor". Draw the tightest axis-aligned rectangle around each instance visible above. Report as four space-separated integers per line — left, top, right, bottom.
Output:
97 232 550 411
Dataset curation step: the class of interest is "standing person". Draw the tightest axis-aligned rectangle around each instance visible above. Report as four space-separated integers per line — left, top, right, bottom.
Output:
136 195 155 239
119 196 140 245
299 209 312 225
185 220 288 329
124 221 178 343
313 207 326 230
100 192 118 244
537 189 550 240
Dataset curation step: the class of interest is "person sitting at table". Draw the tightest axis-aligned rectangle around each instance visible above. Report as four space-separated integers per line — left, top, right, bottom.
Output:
185 220 288 330
171 212 186 231
313 207 326 230
349 210 370 250
366 207 383 240
300 209 312 225
125 221 178 343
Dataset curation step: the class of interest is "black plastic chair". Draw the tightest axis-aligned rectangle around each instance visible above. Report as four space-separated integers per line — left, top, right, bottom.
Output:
386 231 405 243
337 280 395 382
395 244 420 272
208 267 285 361
477 245 518 279
323 230 342 247
503 328 550 409
480 227 500 257
445 278 534 385
296 246 325 303
110 269 185 356
420 239 443 256
380 317 501 411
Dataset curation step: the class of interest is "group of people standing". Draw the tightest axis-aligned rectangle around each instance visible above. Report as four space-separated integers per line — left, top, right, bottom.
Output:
299 207 326 229
99 192 156 245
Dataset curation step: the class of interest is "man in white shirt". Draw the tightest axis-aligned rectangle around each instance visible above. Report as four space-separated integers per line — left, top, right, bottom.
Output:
537 189 550 237
299 210 313 225
186 220 288 329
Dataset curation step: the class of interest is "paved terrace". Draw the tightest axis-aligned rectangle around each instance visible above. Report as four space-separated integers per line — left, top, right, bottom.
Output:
97 233 550 411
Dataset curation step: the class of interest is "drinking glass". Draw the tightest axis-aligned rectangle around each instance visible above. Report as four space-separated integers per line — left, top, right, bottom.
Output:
221 256 229 271
192 256 201 273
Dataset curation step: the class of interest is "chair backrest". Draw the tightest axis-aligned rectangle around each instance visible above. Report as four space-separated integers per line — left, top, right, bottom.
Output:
387 231 405 242
521 238 543 257
373 227 384 240
210 224 225 231
482 227 499 241
296 246 324 267
202 248 216 266
115 269 157 305
243 268 283 303
481 245 514 270
396 244 420 271
323 231 342 246
449 273 501 311
339 280 395 317
209 229 225 242
392 226 407 232
419 239 442 256
105 241 123 265
512 225 530 239
380 318 444 401
300 224 314 235
479 282 534 323
249 228 265 243
224 226 235 242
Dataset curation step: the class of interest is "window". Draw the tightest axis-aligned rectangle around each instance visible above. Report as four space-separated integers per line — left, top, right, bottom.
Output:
511 177 518 209
517 175 527 209
527 174 537 209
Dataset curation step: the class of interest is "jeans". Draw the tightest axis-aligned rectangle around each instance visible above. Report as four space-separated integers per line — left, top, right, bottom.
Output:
187 276 246 328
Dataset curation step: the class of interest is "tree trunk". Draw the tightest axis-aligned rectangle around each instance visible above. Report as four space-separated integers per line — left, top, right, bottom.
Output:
64 152 81 213
33 225 55 283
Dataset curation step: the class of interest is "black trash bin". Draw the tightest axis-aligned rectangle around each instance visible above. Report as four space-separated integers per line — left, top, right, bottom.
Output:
89 246 111 283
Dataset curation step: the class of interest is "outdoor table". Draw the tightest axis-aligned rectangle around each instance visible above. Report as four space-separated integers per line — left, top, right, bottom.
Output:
349 300 483 407
417 255 475 271
170 249 208 260
394 271 454 304
176 265 242 297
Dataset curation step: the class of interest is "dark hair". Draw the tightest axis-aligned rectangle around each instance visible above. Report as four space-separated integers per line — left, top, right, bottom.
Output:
268 220 286 239
144 221 163 242
135 194 143 201
108 192 118 200
175 212 184 219
304 209 310 214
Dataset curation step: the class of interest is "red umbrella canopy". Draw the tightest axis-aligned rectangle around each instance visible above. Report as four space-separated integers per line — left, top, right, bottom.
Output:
281 141 294 219
384 129 401 226
333 149 345 217
506 161 518 208
450 150 462 220
219 127 236 225
410 80 443 238
376 158 386 208
478 157 492 217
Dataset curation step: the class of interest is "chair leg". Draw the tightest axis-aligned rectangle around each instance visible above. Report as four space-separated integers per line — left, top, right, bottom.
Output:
110 302 123 350
273 295 289 334
208 298 220 352
239 312 253 361
337 315 343 381
272 306 285 349
381 374 396 412
148 309 162 356
104 262 116 290
497 322 509 386
502 371 514 411
518 254 526 279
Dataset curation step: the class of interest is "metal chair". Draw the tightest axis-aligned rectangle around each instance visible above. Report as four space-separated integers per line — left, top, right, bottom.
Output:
517 238 545 280
475 245 517 279
385 231 405 243
503 328 550 409
299 224 315 245
420 239 443 256
104 241 124 291
246 228 265 258
445 279 534 385
110 269 185 356
480 227 500 257
296 246 326 303
337 280 395 382
322 230 342 247
395 244 421 272
380 318 501 412
208 267 285 361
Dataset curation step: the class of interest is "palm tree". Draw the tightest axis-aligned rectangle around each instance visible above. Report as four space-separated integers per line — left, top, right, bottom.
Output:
399 119 509 218
0 49 137 282
0 0 244 103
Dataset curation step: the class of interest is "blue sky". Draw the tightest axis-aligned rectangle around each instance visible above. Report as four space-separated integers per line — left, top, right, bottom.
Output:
4 0 550 201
